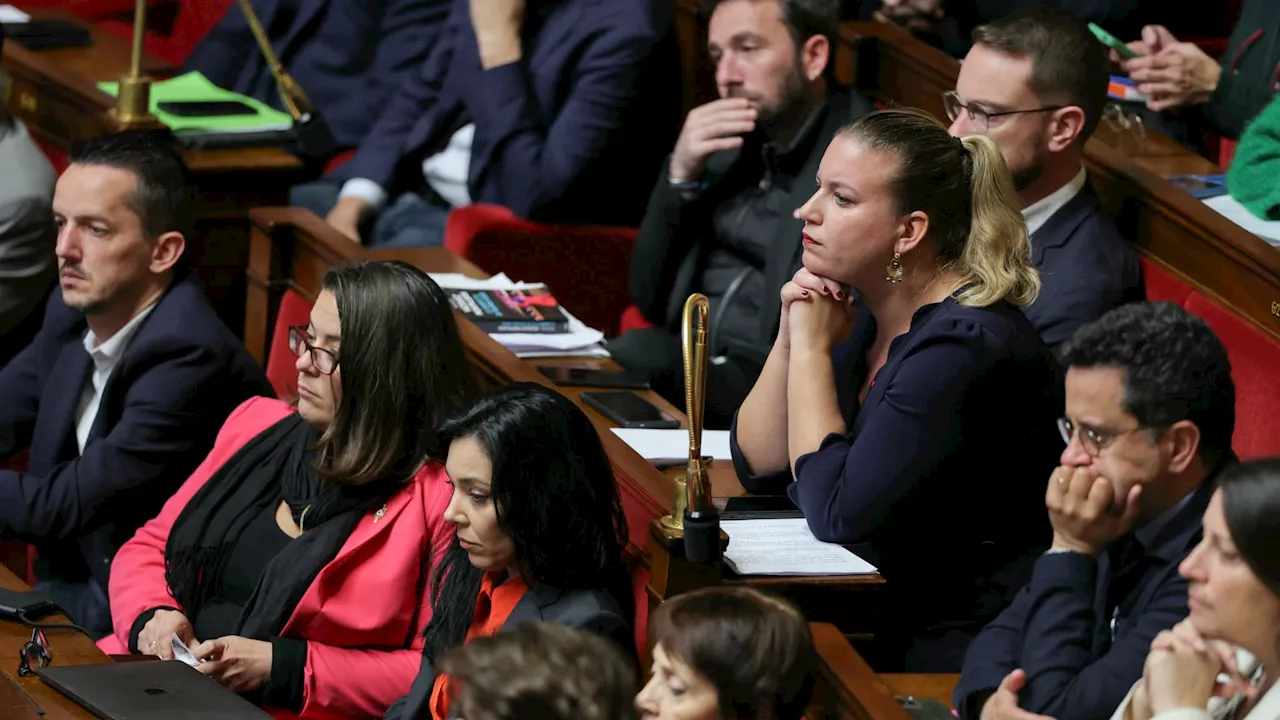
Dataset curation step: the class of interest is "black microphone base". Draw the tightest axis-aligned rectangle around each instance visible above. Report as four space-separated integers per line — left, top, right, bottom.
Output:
683 509 721 564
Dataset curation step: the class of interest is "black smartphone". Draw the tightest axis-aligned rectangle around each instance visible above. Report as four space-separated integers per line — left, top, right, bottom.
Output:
579 390 679 429
538 365 650 390
899 697 955 720
158 100 258 117
719 495 803 520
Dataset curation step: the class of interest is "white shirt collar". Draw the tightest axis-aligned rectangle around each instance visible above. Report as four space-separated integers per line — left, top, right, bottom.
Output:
1021 166 1087 236
82 303 157 369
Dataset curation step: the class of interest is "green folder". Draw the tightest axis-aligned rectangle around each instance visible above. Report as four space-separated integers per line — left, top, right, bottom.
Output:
97 71 293 134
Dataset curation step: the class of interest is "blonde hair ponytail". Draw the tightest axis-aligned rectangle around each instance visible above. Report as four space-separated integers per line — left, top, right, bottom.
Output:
954 134 1040 308
835 109 1039 308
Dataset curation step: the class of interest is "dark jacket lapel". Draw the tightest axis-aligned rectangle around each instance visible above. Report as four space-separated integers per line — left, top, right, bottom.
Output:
30 342 92 473
1029 179 1100 266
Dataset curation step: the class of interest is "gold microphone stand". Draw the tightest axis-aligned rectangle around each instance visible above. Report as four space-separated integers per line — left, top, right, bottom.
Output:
235 0 315 120
110 0 164 129
658 294 722 563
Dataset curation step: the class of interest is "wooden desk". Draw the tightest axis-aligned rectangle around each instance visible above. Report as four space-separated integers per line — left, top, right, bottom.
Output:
244 208 886 640
3 8 308 335
0 567 107 720
836 20 1280 345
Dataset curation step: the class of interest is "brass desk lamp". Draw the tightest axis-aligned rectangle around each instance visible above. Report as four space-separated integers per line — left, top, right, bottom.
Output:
110 0 163 129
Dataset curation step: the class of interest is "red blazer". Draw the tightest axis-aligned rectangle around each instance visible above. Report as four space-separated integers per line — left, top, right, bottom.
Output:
98 397 454 719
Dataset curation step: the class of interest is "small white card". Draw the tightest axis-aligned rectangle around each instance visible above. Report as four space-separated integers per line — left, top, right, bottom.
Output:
171 633 200 667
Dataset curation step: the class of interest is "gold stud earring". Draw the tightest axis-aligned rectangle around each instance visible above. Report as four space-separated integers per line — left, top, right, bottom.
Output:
885 252 904 284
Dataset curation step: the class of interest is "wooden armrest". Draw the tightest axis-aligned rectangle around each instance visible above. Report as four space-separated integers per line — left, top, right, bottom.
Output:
809 622 912 720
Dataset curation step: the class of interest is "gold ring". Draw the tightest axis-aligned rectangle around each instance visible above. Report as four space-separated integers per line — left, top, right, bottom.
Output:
1057 475 1066 485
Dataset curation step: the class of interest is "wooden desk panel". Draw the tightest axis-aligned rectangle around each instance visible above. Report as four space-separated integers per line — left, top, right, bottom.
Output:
838 21 1280 345
3 9 307 335
0 567 106 720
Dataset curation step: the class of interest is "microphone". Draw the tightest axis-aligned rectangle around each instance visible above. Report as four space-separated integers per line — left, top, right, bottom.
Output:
680 294 721 563
233 0 336 160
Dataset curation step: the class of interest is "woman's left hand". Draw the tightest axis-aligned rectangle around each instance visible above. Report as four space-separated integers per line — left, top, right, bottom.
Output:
1145 629 1221 715
190 636 273 693
788 285 857 354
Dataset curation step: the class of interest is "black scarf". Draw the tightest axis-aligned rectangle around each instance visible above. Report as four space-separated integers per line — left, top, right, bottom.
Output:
165 414 400 639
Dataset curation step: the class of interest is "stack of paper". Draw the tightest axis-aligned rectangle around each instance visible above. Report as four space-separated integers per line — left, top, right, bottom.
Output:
97 72 293 135
721 518 878 576
429 273 608 358
611 428 732 461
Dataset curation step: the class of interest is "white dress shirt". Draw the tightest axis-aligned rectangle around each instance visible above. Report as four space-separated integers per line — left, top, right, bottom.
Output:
74 305 156 453
337 123 476 210
1022 167 1087 236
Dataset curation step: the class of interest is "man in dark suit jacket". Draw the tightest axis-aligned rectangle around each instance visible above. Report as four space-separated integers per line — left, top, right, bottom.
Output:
953 302 1237 720
183 0 450 149
607 0 872 428
290 0 680 248
0 133 271 638
947 7 1141 357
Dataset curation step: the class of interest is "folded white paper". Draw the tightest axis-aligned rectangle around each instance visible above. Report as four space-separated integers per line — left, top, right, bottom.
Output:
171 633 200 667
0 5 31 22
610 428 732 460
721 518 878 576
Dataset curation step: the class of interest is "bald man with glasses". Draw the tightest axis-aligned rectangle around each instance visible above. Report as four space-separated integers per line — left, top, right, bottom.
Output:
946 7 1141 359
953 302 1239 720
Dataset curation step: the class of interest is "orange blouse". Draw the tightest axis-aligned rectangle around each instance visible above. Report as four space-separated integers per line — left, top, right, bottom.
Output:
429 572 530 720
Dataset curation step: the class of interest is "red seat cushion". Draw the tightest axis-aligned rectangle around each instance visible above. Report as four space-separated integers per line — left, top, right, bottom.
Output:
266 289 313 400
1183 293 1280 459
1139 256 1193 306
619 305 654 335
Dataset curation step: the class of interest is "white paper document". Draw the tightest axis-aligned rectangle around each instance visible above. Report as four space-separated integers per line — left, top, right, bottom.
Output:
1204 194 1280 246
0 5 31 22
171 633 200 667
428 273 608 357
721 518 878 576
610 428 732 460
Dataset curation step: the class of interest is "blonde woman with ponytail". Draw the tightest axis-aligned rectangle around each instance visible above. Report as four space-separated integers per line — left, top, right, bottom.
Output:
730 108 1063 673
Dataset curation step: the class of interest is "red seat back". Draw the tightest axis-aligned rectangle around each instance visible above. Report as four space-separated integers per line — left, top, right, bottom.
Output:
1183 293 1280 460
444 205 638 337
266 289 313 400
1139 256 1193 305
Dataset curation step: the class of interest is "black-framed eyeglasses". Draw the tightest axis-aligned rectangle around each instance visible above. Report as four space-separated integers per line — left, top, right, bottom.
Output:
1056 417 1148 458
288 325 339 375
942 91 1065 134
18 628 50 677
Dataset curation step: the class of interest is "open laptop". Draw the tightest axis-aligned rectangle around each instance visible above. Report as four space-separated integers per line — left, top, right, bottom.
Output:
37 661 273 719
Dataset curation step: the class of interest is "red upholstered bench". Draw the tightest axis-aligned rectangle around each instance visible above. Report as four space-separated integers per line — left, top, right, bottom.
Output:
1139 257 1280 459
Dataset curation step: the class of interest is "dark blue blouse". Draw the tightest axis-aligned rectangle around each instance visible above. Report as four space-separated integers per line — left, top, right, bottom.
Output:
730 295 1063 671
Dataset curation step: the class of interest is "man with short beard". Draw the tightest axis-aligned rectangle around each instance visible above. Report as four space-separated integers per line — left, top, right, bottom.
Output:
0 133 270 638
947 7 1141 358
608 0 871 428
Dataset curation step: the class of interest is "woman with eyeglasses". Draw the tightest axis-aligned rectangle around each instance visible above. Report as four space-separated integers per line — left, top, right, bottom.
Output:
383 383 635 720
731 108 1062 672
1109 458 1280 720
97 260 477 719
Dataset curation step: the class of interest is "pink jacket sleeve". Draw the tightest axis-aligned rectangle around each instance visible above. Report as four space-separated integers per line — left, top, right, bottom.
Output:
292 464 455 719
106 398 292 650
